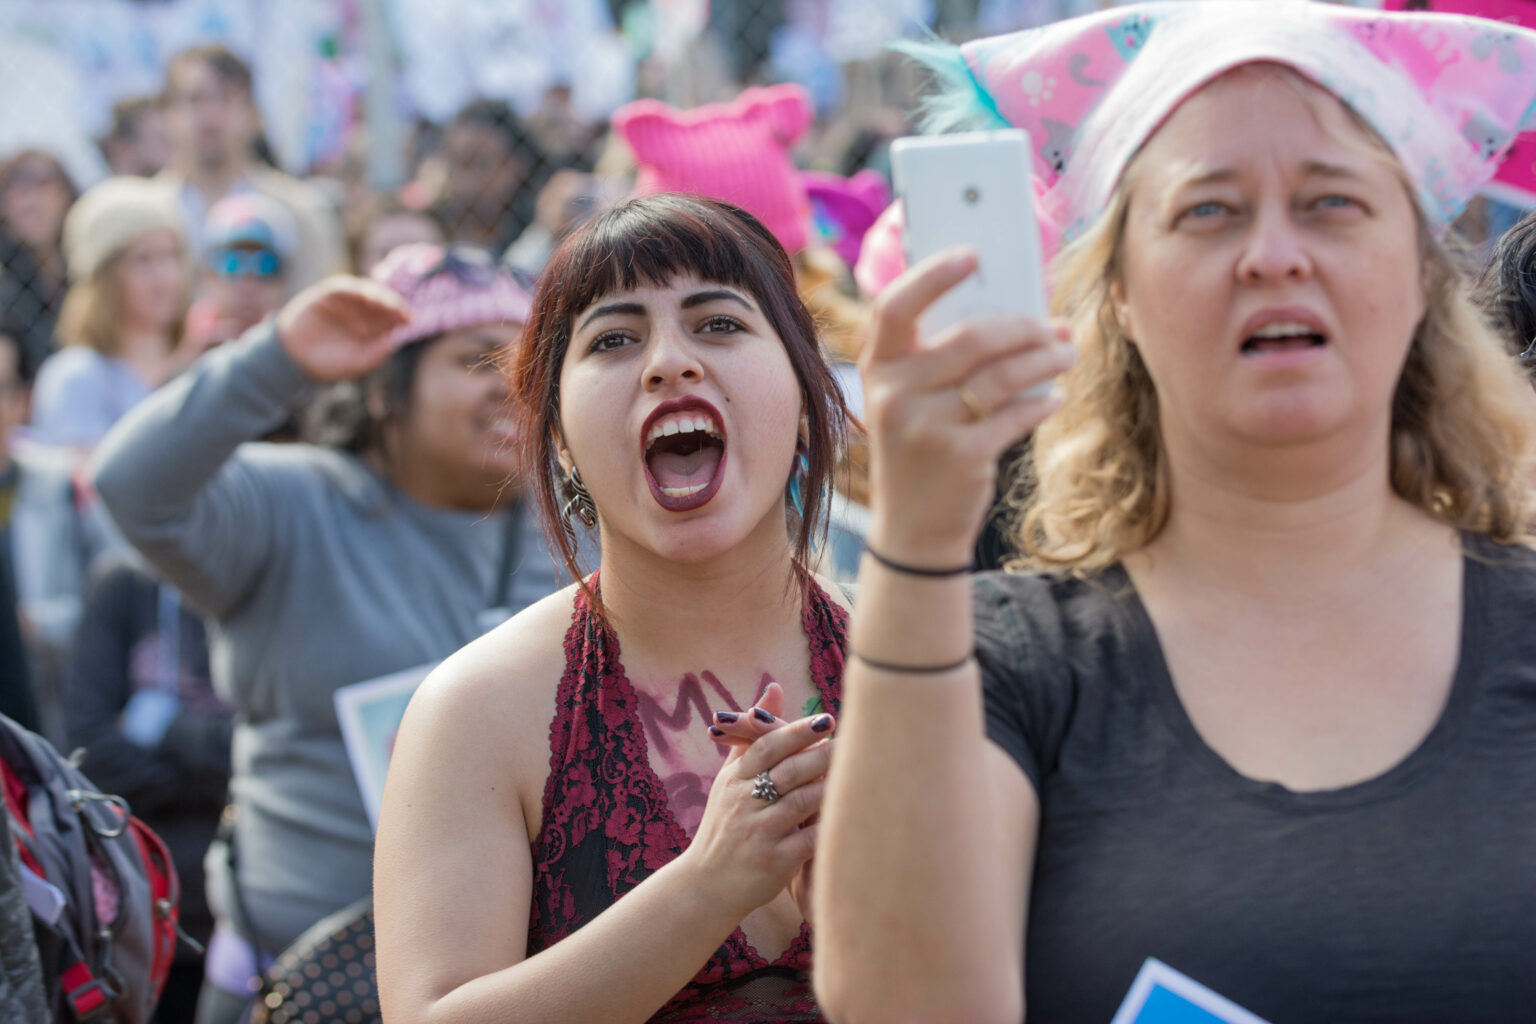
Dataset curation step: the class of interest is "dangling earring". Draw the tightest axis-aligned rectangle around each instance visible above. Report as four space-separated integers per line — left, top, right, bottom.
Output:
786 443 810 524
561 465 598 530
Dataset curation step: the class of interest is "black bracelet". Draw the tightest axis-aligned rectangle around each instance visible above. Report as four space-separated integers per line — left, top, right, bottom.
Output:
864 547 972 578
849 650 975 674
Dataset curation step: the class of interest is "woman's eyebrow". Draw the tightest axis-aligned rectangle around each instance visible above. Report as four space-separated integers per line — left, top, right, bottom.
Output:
1168 159 1369 194
1299 159 1370 183
681 289 755 312
577 289 755 331
1169 166 1239 192
578 301 645 331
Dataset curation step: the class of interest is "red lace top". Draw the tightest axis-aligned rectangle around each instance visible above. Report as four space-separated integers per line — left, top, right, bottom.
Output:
527 575 847 1023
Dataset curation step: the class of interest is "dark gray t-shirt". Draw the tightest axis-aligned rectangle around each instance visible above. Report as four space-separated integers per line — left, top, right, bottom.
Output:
977 534 1536 1024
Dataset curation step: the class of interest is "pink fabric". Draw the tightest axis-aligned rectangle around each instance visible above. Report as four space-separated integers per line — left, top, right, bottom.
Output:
955 2 1536 238
803 169 891 267
1491 134 1536 204
205 193 297 256
853 201 906 300
859 1 1536 296
1383 0 1536 203
370 243 532 348
614 84 814 252
1382 0 1533 25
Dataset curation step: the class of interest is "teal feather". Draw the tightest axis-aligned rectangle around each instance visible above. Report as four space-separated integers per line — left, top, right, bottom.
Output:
892 38 1011 135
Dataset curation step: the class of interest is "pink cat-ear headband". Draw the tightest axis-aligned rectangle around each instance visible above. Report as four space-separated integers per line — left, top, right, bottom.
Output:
856 0 1536 296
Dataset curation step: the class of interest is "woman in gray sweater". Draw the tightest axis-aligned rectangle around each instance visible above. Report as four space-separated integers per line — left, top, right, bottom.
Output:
90 243 564 1023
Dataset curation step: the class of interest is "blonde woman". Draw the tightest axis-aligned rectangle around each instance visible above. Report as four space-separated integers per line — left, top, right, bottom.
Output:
815 5 1536 1023
32 177 188 450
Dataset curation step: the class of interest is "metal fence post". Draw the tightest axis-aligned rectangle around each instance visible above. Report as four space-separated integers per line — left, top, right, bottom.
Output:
362 0 404 192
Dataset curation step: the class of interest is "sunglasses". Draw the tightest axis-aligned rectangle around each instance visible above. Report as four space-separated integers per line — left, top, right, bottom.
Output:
209 247 282 278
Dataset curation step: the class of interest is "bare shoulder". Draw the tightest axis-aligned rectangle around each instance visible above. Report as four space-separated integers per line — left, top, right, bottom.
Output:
417 585 579 711
398 586 579 800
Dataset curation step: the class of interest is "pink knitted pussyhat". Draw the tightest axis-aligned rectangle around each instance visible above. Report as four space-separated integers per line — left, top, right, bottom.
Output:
804 169 892 268
370 243 532 349
613 83 814 252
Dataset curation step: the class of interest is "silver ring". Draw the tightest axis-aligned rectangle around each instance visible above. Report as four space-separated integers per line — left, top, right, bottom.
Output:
751 770 780 803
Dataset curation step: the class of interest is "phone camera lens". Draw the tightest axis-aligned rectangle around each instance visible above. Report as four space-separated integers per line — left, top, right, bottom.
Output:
964 187 980 204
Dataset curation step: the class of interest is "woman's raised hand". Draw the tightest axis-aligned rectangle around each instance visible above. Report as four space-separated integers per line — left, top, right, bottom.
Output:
861 247 1074 566
681 702 835 922
275 275 412 383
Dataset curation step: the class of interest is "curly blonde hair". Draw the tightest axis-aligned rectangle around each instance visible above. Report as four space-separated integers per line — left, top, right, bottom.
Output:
1011 70 1536 572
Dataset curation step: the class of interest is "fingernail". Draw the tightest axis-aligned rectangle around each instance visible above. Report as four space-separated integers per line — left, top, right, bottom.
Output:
811 714 833 733
708 726 726 738
1055 323 1072 341
752 707 775 724
714 711 739 724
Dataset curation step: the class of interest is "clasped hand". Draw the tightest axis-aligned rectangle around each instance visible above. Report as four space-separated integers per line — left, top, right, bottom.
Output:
685 682 834 925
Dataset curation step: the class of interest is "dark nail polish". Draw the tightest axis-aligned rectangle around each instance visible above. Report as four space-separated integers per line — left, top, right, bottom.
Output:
811 714 833 733
714 711 739 724
752 707 775 724
709 726 726 738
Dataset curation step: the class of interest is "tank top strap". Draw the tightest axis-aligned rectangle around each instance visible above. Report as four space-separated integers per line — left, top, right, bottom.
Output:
799 570 849 720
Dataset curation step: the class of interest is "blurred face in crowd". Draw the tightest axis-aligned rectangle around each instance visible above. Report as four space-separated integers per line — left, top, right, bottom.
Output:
116 229 189 333
0 153 72 251
529 85 600 159
165 60 257 173
534 170 602 242
1113 66 1424 461
205 242 286 334
441 122 527 227
360 211 446 274
390 322 523 509
0 336 27 461
109 107 170 178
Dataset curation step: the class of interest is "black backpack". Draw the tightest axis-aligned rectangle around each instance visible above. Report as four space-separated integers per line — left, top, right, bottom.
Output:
0 715 180 1023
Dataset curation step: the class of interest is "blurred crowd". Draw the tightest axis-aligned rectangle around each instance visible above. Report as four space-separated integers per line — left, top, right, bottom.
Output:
0 24 910 1022
0 1 1534 1022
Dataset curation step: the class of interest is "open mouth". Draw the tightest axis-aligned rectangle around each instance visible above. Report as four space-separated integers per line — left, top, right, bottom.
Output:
1240 321 1328 355
641 400 728 512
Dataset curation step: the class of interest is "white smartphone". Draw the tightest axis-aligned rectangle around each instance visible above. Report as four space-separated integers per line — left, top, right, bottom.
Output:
891 129 1052 395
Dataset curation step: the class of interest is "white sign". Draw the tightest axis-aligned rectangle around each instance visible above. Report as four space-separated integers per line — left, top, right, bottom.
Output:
334 662 436 831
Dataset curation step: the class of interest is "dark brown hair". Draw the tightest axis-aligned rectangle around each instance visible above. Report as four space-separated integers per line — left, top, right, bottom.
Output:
511 193 850 604
166 45 254 99
1472 209 1536 359
105 96 164 143
0 149 77 209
